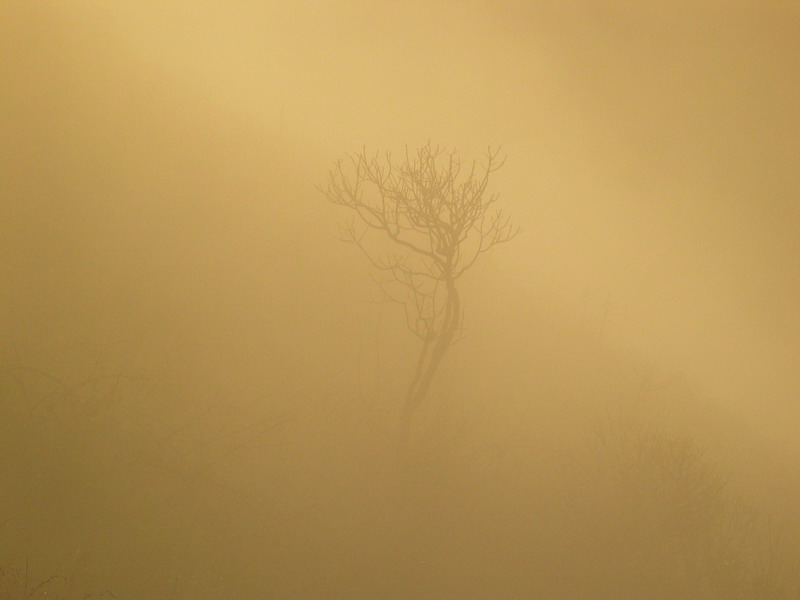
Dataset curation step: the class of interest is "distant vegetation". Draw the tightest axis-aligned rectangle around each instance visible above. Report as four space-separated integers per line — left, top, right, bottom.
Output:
2 362 798 599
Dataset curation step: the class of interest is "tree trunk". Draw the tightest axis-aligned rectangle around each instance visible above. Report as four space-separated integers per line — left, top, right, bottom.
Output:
398 279 460 450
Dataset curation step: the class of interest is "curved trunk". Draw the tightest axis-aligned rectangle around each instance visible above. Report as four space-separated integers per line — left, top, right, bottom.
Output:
399 278 460 449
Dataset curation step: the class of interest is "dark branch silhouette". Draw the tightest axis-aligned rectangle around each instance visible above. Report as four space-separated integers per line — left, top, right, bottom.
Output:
322 142 519 446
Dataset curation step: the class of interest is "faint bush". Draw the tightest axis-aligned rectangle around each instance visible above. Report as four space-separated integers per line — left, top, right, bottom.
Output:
0 556 119 600
582 416 800 599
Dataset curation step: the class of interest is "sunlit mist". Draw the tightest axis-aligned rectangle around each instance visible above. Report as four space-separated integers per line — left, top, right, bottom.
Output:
3 2 799 598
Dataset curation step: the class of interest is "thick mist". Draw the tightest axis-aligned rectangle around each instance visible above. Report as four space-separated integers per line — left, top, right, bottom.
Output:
2 2 799 598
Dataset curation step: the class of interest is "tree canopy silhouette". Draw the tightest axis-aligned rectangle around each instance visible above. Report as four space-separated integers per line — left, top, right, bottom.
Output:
322 142 518 445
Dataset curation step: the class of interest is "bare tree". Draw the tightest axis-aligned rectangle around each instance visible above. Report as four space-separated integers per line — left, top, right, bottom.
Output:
322 142 518 445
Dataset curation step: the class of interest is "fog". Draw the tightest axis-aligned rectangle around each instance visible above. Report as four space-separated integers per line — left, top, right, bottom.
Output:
2 2 799 598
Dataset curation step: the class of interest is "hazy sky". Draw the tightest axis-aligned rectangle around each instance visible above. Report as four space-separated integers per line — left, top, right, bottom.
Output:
3 1 799 445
